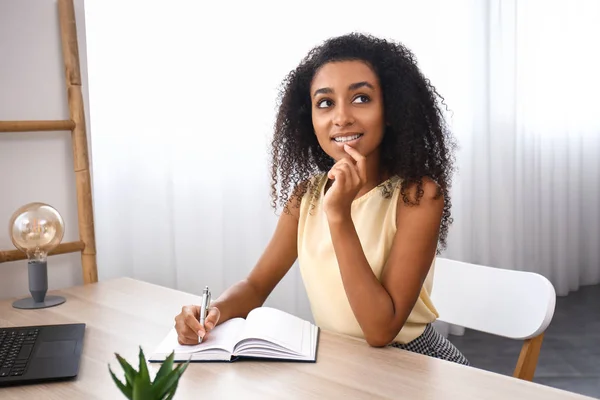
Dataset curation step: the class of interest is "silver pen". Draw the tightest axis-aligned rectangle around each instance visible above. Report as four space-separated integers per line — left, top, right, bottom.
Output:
198 286 211 343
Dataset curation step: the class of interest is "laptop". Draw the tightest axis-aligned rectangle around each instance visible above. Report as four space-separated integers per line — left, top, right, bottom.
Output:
0 323 85 387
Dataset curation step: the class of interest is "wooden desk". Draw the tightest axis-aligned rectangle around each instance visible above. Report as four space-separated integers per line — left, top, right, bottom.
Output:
0 278 593 399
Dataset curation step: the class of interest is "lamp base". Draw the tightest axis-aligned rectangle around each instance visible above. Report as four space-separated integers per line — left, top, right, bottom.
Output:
12 295 66 309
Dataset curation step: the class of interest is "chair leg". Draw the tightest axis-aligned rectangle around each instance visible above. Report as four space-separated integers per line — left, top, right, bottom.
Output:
513 333 545 381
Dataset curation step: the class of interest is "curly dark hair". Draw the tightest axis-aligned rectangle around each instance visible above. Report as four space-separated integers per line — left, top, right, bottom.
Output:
269 32 457 252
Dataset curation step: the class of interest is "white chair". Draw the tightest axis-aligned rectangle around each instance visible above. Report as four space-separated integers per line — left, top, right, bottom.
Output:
430 257 556 381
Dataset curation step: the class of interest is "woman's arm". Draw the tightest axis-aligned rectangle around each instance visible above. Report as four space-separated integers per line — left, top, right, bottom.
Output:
325 144 443 347
328 178 443 347
211 203 300 322
175 198 300 345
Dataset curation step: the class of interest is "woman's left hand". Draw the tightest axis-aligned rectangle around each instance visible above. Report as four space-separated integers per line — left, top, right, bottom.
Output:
323 144 367 221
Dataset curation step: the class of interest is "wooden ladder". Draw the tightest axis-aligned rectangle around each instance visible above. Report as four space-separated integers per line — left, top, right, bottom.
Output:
0 0 97 284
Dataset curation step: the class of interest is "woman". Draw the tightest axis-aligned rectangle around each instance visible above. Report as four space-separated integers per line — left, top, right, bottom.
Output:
174 32 468 365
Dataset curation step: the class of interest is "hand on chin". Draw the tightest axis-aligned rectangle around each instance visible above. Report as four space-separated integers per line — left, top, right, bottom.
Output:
323 144 367 221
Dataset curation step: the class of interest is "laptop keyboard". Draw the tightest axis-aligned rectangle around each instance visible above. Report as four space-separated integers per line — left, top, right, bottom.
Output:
0 328 39 378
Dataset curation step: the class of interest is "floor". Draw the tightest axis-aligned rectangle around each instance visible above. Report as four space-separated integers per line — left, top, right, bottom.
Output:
450 284 600 399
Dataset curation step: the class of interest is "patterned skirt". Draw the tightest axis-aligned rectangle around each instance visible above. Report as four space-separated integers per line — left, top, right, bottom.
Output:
389 324 470 366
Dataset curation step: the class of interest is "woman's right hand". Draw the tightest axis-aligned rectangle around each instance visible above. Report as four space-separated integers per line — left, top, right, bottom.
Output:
174 305 221 345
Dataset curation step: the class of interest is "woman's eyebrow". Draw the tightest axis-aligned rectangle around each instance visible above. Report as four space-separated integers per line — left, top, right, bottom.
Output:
312 81 375 98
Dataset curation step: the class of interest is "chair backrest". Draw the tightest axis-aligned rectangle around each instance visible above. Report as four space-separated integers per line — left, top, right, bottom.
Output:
430 258 556 340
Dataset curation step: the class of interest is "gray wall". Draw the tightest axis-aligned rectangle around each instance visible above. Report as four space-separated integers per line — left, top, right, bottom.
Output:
0 0 92 300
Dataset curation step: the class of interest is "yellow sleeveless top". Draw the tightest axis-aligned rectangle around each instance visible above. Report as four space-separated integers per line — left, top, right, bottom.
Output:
297 174 439 344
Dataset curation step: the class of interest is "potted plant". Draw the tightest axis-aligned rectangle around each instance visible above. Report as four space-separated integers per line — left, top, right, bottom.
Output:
109 347 190 400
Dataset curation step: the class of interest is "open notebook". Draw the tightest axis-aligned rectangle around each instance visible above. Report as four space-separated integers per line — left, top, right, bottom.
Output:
149 307 319 363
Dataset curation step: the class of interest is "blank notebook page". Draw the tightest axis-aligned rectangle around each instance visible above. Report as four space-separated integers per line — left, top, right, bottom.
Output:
238 307 309 354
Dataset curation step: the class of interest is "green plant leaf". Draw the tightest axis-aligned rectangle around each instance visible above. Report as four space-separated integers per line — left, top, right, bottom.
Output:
153 351 174 384
163 380 179 400
132 373 153 400
137 346 151 386
177 360 190 378
109 365 133 399
153 368 181 399
153 361 189 399
115 353 137 387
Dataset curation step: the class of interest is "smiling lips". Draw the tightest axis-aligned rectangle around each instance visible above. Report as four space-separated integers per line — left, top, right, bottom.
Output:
332 133 363 144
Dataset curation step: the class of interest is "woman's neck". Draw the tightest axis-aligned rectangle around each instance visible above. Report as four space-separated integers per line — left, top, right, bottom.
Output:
357 150 387 198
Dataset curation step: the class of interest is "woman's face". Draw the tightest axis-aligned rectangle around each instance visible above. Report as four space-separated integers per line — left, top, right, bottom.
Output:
310 60 385 162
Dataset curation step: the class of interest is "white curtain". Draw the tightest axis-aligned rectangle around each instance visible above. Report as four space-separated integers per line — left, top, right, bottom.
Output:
442 0 600 298
83 0 600 325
